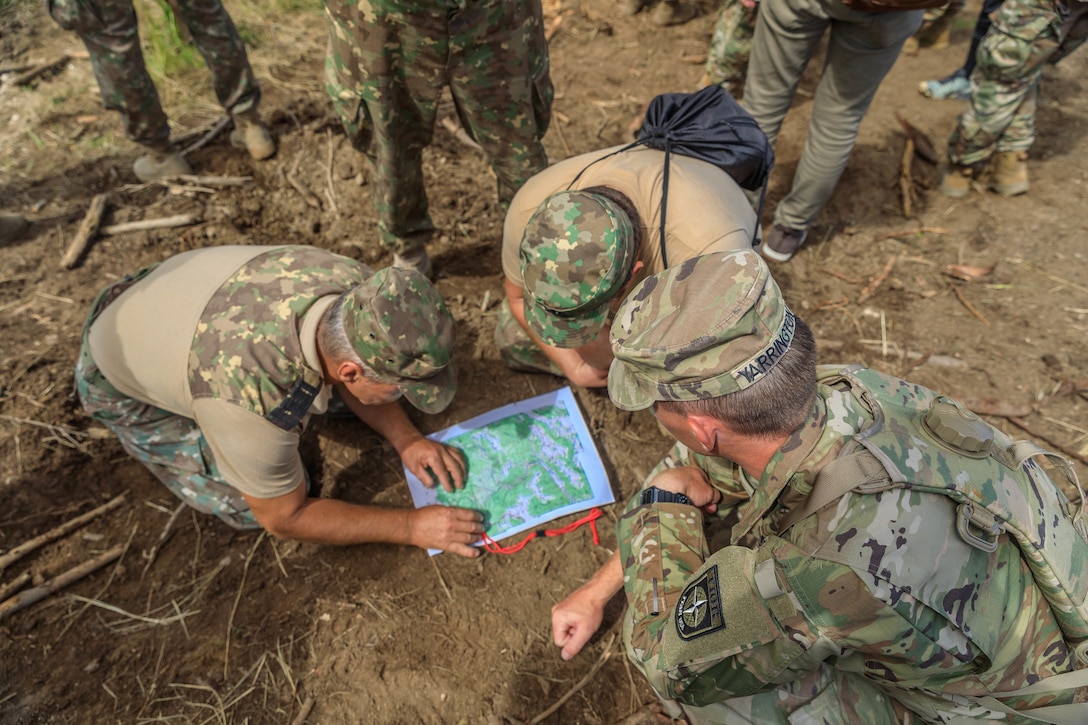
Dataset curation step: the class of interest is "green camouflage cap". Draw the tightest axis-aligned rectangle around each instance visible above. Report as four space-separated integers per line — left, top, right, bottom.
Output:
520 190 636 348
608 250 795 411
340 267 457 414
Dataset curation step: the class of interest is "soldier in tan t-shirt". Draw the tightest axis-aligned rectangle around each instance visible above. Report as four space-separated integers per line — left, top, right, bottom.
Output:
76 245 484 557
496 144 757 388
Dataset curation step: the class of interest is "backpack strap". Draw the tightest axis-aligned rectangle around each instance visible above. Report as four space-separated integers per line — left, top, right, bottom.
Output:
1009 440 1086 527
963 665 1088 724
774 449 890 535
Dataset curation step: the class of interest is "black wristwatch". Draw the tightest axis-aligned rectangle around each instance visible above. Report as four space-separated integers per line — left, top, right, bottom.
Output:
640 486 692 507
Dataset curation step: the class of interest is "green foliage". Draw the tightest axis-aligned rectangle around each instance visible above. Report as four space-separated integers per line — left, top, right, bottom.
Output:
136 0 203 84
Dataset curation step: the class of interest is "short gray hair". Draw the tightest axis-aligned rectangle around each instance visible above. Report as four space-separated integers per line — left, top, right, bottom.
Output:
319 292 368 371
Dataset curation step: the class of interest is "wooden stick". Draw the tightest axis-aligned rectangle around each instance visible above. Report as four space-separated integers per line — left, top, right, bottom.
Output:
284 154 322 209
224 533 265 678
60 193 108 269
430 557 452 601
141 503 185 578
325 129 340 217
529 633 616 724
9 54 70 86
0 545 124 622
899 137 914 218
99 214 198 236
819 268 863 285
0 63 35 76
857 255 897 303
179 115 231 157
161 174 252 188
290 696 315 725
951 286 991 326
1007 417 1088 467
0 571 31 602
0 494 126 573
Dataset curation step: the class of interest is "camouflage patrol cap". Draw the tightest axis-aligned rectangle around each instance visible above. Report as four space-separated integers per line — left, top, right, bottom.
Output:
608 250 796 411
340 267 457 414
520 190 636 348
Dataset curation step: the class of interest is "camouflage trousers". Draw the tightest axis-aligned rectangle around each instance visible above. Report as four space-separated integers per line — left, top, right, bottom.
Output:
704 0 759 99
75 273 259 530
947 0 1088 165
323 0 553 254
493 299 561 376
47 0 259 148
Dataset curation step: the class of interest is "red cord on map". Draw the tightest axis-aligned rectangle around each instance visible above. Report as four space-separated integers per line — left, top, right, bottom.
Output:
481 508 603 555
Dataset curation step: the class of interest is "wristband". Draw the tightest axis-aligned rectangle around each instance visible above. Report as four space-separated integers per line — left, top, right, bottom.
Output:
639 486 692 507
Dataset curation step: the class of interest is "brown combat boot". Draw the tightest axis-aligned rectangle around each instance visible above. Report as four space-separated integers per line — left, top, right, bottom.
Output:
988 151 1029 196
133 146 193 182
621 0 646 15
940 163 974 198
230 109 276 160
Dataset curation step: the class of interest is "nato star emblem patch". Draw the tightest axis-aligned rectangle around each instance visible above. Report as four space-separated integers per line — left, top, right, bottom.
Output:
675 565 725 640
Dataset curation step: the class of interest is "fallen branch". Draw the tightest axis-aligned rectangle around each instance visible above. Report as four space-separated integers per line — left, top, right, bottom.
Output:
9 53 71 87
0 63 35 76
857 255 897 303
529 633 616 724
99 214 198 236
60 193 109 269
141 502 186 578
179 115 231 157
1007 417 1088 467
895 113 939 164
162 174 252 188
900 136 914 218
439 116 483 152
951 286 991 326
0 544 125 622
290 696 316 725
284 154 322 210
819 268 864 285
0 494 126 573
0 572 31 602
325 129 340 217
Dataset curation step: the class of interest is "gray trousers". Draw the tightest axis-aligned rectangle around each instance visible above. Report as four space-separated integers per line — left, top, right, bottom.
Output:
743 0 922 232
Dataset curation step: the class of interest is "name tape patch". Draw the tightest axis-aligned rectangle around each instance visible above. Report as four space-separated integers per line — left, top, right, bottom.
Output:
732 307 796 388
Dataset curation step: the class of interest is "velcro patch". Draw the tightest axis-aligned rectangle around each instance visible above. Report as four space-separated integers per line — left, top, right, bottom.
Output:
675 565 725 640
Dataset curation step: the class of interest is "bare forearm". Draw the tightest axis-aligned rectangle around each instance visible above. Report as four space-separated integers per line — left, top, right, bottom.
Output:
264 497 413 545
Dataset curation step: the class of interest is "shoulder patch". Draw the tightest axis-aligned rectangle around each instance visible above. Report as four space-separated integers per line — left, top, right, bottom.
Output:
675 565 725 640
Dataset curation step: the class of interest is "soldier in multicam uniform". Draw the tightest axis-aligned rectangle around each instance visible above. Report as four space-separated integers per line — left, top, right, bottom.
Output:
495 145 756 388
323 0 553 277
552 250 1086 722
940 0 1088 198
48 0 275 181
76 245 484 555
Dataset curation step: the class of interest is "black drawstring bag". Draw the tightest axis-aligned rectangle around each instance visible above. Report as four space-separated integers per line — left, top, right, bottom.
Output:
568 85 774 266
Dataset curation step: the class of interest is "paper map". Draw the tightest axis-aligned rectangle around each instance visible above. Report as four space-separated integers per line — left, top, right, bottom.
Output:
405 387 613 554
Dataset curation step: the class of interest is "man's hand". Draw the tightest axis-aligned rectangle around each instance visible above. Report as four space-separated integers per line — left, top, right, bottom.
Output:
400 438 466 493
649 466 722 513
551 551 624 660
408 505 484 557
564 359 609 388
552 587 606 661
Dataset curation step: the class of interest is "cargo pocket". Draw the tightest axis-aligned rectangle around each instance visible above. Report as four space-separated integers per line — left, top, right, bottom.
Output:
980 13 1060 82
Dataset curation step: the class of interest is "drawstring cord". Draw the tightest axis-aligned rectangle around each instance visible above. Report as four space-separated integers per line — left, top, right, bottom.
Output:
481 508 603 555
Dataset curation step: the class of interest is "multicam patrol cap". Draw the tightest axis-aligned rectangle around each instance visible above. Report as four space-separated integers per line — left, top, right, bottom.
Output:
340 267 457 414
520 190 636 348
608 250 796 411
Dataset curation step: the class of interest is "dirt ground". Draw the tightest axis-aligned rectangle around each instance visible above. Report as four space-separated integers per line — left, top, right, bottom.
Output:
1 0 1087 722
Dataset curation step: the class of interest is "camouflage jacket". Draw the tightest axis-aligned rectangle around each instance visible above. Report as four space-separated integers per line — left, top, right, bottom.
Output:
618 366 1077 721
188 246 367 431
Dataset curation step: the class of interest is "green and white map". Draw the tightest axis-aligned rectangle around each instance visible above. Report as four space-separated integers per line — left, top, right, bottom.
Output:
405 387 613 553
